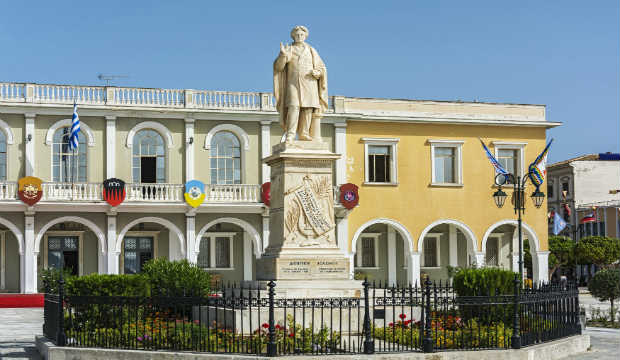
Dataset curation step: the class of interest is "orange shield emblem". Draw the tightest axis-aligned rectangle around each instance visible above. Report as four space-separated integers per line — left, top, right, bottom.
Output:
18 176 43 206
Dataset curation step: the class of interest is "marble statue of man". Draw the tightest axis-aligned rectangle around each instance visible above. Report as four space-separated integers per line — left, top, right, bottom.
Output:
273 26 328 144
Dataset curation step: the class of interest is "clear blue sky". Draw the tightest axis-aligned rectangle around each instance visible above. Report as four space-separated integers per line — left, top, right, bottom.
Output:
1 1 618 162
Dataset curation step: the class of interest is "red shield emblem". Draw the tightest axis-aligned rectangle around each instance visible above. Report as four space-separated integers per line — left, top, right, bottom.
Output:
102 178 126 206
339 183 359 210
18 176 43 206
261 182 271 207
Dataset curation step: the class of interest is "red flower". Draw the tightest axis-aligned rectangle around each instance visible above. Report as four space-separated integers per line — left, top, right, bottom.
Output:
389 322 394 327
404 320 412 325
262 323 269 329
288 333 294 338
275 324 282 330
399 314 407 320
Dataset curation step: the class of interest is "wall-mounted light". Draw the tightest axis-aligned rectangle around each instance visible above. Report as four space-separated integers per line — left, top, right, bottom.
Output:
188 136 194 145
26 134 32 143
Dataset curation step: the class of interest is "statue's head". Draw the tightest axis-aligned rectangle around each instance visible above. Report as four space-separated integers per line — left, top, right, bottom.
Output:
290 26 308 43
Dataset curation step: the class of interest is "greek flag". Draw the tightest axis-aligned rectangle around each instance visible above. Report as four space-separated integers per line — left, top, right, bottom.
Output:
479 139 508 175
69 103 80 150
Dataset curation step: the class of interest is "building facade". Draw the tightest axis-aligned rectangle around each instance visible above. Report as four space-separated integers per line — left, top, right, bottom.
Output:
0 83 558 293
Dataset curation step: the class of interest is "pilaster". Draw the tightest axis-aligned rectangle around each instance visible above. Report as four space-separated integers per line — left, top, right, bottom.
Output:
243 232 253 281
106 215 119 274
387 227 396 286
535 251 550 284
185 117 195 181
334 121 347 185
24 113 35 177
260 120 271 184
186 214 196 263
105 116 116 179
448 225 458 267
23 215 37 293
408 252 421 286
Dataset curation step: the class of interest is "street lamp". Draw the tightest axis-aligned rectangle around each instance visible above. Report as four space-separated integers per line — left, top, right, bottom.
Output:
492 172 545 350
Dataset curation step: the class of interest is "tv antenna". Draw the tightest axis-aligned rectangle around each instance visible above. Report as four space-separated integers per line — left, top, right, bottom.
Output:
97 74 129 86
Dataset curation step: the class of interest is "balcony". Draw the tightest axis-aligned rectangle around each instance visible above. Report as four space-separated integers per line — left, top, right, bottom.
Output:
0 182 262 204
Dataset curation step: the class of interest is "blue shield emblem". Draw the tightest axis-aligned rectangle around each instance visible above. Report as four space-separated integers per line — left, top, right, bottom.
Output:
184 180 205 208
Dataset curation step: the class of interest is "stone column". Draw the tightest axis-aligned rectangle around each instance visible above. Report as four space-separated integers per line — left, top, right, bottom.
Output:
448 225 458 267
186 214 196 263
24 114 35 176
260 120 271 184
534 251 550 284
387 227 396 286
408 252 421 286
243 232 253 281
23 215 37 293
185 117 195 182
105 116 116 178
106 214 119 274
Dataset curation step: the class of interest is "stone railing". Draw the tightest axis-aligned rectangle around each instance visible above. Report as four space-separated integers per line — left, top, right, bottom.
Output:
41 183 103 201
205 184 261 202
0 181 17 200
0 82 299 112
125 183 184 202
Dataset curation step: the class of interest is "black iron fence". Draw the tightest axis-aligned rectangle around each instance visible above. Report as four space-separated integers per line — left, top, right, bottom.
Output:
43 277 581 356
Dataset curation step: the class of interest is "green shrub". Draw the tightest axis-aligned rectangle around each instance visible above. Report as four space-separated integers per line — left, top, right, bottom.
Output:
40 268 73 293
452 268 517 296
65 273 149 297
142 258 211 297
588 269 620 324
576 236 620 268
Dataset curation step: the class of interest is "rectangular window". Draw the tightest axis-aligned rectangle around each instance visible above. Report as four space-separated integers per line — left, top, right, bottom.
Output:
198 233 234 269
562 182 570 195
423 236 439 268
355 234 379 268
497 149 519 182
362 138 398 184
368 145 391 183
124 236 153 274
486 237 499 266
429 140 463 185
434 147 456 183
547 183 554 199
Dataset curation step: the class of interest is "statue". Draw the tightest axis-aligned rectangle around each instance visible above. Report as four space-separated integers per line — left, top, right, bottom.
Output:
273 26 328 144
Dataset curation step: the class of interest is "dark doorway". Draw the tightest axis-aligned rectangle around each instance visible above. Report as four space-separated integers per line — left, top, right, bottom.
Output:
140 157 156 183
63 251 78 276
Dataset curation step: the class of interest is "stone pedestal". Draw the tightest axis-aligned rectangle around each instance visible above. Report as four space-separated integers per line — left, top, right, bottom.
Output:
257 141 360 297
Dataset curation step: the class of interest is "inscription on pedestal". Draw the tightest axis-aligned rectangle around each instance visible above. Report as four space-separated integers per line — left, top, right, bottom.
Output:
276 258 349 279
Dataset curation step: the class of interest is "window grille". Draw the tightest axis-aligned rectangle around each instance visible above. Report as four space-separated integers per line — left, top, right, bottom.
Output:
424 237 438 267
486 237 499 266
361 237 376 268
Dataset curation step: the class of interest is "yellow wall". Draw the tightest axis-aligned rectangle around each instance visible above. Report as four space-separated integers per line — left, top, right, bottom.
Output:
346 121 549 253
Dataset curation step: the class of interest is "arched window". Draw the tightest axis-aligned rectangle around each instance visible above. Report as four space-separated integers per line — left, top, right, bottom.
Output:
52 127 87 182
210 131 241 184
0 131 6 181
132 130 165 183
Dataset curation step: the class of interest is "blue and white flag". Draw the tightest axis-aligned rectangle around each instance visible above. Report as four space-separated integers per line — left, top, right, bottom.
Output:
553 211 567 235
68 103 80 151
479 139 508 175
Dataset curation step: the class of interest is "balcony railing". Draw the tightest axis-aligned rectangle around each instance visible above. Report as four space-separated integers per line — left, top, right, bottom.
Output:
0 181 263 204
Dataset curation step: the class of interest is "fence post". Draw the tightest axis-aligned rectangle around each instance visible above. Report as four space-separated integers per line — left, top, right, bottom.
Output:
574 282 582 335
267 280 277 357
362 278 374 354
422 277 433 353
511 273 521 349
57 273 66 346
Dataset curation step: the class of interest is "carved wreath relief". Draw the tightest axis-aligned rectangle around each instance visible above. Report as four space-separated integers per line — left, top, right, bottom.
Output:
284 174 336 247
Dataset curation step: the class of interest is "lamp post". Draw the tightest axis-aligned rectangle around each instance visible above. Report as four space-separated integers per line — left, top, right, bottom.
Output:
492 172 545 350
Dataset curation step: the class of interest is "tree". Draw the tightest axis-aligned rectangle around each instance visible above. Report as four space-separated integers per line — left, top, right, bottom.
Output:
588 269 620 324
548 236 575 279
575 236 620 268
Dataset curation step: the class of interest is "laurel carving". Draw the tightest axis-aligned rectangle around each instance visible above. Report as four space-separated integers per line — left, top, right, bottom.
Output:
285 199 300 236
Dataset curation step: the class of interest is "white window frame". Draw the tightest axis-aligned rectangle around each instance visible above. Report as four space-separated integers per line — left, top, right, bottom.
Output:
0 130 7 182
421 233 441 268
200 232 235 270
361 138 399 185
131 130 168 184
0 231 5 289
492 141 526 181
209 131 244 184
43 231 85 276
355 233 380 269
51 127 88 183
428 140 464 186
120 231 159 274
485 234 503 267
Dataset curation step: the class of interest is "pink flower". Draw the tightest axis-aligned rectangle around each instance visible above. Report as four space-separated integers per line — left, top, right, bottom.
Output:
399 314 407 320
